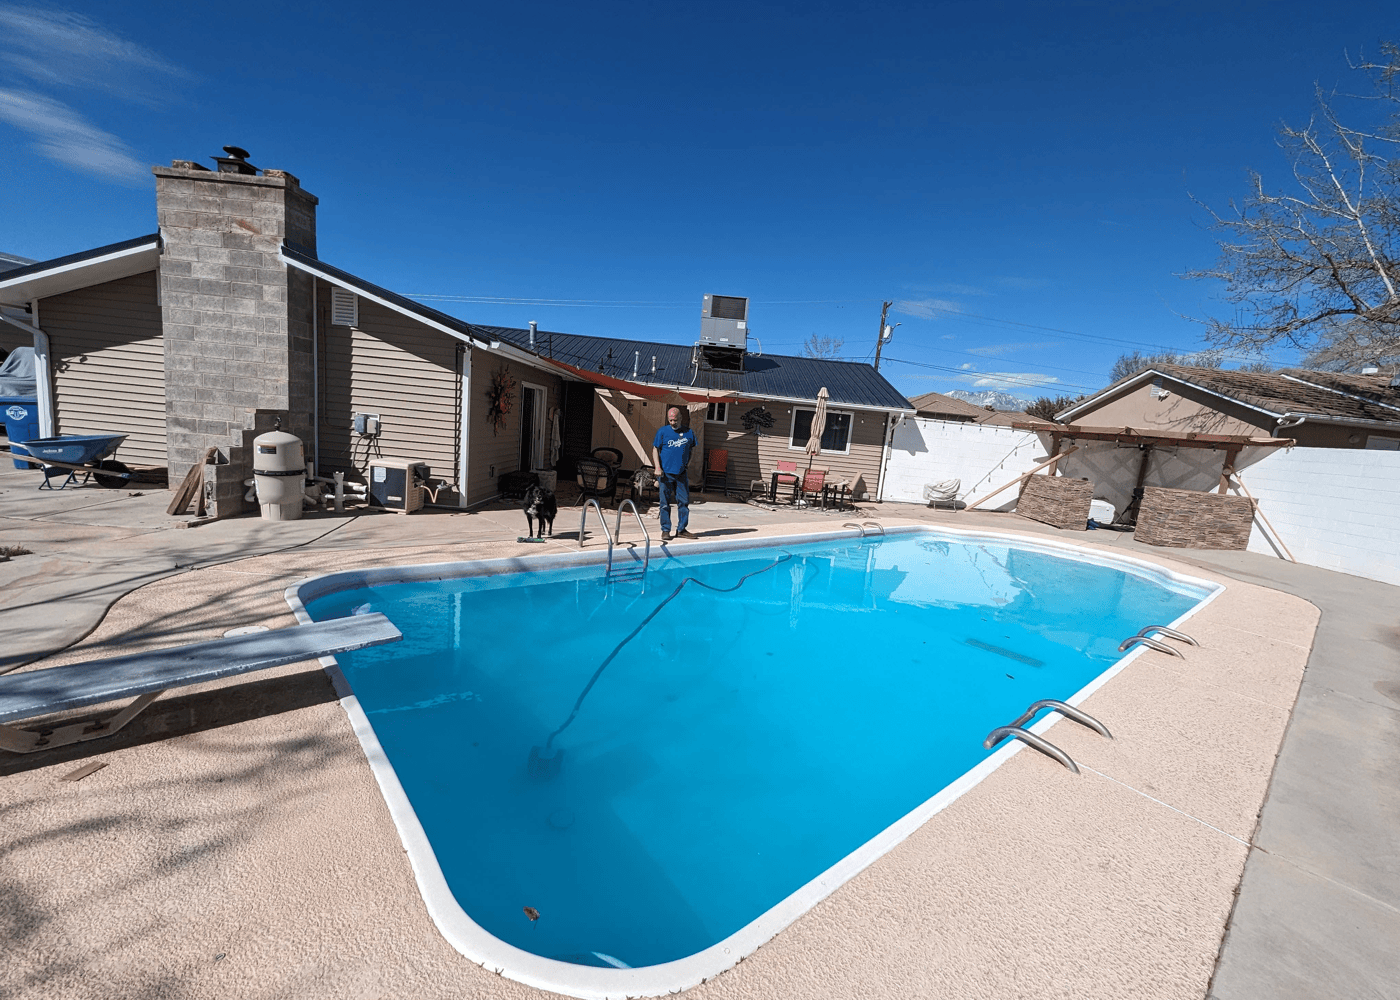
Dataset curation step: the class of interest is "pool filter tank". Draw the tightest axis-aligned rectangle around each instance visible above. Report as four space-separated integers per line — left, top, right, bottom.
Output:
252 429 305 521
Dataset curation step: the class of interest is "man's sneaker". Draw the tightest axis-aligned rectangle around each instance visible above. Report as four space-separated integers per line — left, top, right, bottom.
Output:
661 532 673 542
676 529 699 539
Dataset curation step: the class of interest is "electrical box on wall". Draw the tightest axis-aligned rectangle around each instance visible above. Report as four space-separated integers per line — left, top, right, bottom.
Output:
353 412 380 437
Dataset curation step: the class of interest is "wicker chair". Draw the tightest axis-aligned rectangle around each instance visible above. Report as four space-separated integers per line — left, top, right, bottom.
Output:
574 457 617 506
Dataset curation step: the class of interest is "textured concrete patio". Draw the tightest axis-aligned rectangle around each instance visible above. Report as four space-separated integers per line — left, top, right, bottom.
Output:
1 462 1391 999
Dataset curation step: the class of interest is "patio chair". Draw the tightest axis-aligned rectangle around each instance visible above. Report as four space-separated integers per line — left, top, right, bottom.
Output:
771 460 801 502
798 467 827 506
0 614 401 753
575 456 618 507
703 448 731 496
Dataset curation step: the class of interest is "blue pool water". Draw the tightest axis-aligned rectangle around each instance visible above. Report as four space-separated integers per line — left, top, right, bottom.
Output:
306 533 1206 971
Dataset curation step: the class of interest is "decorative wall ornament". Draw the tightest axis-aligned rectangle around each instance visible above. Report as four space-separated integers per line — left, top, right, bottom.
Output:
740 406 775 435
485 365 518 436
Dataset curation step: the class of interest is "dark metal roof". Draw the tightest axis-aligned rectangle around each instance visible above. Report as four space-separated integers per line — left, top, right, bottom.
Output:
477 324 912 410
0 252 36 274
0 234 159 283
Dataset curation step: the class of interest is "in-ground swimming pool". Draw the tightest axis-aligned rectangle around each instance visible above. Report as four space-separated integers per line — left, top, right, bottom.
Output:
292 527 1217 998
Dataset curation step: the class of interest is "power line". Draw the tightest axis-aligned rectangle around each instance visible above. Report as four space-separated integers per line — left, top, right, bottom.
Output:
881 356 1099 393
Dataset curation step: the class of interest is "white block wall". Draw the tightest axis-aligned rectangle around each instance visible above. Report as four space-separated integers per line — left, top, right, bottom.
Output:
1234 446 1400 587
882 418 1047 510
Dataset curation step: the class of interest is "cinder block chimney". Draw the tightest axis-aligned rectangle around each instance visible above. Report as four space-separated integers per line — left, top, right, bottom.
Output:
154 146 318 513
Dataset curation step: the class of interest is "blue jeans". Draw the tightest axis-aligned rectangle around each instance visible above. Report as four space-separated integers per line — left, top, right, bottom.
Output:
657 473 689 533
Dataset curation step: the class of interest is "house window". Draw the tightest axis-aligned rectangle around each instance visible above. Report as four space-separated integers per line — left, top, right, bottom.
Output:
705 401 728 423
789 407 853 454
330 287 359 327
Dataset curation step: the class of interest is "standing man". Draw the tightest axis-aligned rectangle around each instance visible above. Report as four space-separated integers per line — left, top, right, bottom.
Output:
652 405 697 542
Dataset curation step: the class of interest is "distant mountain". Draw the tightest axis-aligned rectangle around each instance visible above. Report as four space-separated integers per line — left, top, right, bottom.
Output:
947 389 1030 411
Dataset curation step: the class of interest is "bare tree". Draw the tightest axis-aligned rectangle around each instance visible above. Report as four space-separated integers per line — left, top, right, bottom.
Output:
1188 42 1400 371
1025 393 1086 421
802 334 844 359
1108 349 1224 382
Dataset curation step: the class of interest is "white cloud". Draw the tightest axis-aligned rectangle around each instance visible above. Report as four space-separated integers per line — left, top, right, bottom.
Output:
893 298 961 320
0 6 190 98
959 362 973 370
0 88 147 182
967 372 1060 391
0 6 191 182
940 334 955 341
965 340 1060 357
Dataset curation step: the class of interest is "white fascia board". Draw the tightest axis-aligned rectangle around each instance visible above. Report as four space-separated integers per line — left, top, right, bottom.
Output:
1056 368 1285 422
279 252 561 377
1279 373 1400 416
0 240 160 306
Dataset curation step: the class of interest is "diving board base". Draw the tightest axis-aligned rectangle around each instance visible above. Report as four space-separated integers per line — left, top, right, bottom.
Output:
0 690 165 753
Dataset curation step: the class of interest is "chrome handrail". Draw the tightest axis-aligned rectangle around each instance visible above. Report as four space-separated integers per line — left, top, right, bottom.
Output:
1118 634 1184 658
1008 699 1113 739
612 498 651 578
580 499 616 577
862 521 885 536
843 521 867 536
1134 625 1199 646
983 726 1080 774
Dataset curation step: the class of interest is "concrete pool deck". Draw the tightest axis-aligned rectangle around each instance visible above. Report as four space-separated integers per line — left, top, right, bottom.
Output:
2 463 1397 999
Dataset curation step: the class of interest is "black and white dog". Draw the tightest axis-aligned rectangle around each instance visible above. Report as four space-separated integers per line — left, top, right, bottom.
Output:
522 485 557 538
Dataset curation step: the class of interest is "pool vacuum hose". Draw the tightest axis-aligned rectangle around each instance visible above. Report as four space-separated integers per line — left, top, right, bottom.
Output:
528 552 799 779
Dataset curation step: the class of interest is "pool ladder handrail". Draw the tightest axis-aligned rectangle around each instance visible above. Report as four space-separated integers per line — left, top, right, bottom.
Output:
842 521 886 538
1133 625 1199 646
1117 634 1184 657
611 499 651 579
1006 698 1113 739
579 499 617 577
982 726 1080 774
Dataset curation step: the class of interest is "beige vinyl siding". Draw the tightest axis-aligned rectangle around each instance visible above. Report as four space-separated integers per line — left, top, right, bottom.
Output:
708 401 889 499
466 350 563 505
39 271 166 465
319 296 461 485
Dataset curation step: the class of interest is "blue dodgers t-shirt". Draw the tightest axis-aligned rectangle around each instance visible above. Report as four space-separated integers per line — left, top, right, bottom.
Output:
653 424 696 475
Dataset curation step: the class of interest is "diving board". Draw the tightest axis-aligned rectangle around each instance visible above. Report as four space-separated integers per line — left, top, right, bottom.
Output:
0 613 401 753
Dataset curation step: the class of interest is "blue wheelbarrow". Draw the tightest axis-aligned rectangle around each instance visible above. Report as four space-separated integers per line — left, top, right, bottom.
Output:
9 433 134 489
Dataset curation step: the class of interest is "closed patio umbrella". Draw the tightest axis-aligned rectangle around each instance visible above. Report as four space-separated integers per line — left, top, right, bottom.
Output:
805 386 829 468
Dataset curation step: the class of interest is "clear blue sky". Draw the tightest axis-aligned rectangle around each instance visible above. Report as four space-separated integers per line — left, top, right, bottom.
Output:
1 1 1396 400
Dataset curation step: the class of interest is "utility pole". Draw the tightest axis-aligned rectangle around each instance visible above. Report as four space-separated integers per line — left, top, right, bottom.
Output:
873 300 892 372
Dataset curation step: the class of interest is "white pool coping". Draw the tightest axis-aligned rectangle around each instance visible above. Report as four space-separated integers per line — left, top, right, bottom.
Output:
284 524 1224 1000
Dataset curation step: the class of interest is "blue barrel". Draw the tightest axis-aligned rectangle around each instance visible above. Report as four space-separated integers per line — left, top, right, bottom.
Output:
0 398 40 470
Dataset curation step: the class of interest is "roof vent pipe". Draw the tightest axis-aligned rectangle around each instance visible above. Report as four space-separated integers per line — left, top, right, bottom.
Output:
633 351 640 379
529 321 537 350
651 355 656 375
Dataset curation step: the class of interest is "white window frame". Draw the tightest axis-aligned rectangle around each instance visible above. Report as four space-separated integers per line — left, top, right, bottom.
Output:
705 401 728 424
788 406 853 455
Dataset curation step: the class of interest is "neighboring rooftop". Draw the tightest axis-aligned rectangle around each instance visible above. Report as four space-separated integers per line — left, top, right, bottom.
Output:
1062 363 1400 424
907 391 985 420
0 251 36 275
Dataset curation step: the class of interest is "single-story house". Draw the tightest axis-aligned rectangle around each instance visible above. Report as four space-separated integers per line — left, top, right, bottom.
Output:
907 391 985 422
1056 364 1400 450
0 148 912 514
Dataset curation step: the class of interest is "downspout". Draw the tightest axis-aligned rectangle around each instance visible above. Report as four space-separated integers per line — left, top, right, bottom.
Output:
0 307 55 437
457 344 472 507
311 278 319 474
875 412 895 502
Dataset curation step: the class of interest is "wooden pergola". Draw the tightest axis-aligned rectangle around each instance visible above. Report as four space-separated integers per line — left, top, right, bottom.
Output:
1016 423 1295 496
968 423 1294 512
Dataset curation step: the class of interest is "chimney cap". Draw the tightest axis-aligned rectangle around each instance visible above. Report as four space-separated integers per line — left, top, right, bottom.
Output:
223 145 251 159
213 145 258 175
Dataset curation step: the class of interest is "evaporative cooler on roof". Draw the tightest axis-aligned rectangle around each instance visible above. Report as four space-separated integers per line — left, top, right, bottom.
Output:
699 294 748 372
